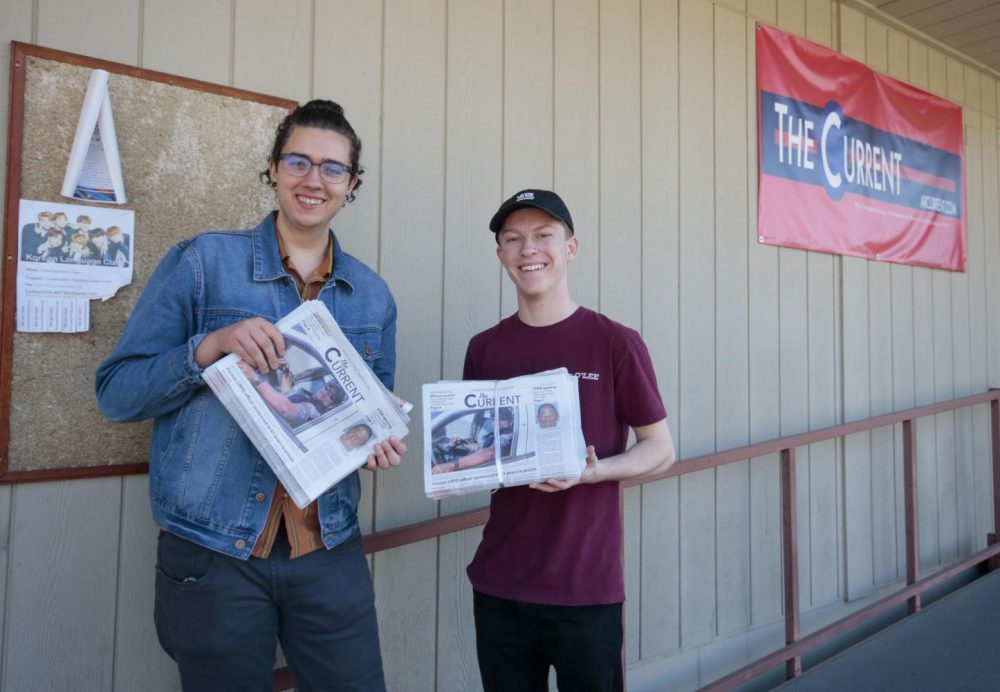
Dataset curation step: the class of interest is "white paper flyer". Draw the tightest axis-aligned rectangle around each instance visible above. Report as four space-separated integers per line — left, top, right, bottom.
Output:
16 199 135 333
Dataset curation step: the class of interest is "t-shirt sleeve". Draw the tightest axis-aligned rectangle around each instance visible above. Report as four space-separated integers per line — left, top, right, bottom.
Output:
462 334 484 380
613 329 667 428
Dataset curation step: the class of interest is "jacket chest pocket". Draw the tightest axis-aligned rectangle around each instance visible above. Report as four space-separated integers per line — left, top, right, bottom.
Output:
200 308 272 334
341 327 382 364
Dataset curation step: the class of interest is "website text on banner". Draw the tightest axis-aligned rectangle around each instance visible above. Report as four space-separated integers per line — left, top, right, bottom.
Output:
756 23 966 272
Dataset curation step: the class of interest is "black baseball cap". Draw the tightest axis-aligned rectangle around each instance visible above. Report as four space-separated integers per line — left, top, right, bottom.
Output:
489 189 575 235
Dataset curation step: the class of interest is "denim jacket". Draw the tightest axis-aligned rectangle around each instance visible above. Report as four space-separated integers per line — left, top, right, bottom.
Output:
95 213 396 559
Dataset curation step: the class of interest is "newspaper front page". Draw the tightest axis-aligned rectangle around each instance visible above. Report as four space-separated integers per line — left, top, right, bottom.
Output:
423 368 586 498
205 300 409 508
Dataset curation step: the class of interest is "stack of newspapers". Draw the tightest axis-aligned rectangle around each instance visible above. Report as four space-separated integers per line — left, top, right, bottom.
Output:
422 368 587 499
204 300 410 508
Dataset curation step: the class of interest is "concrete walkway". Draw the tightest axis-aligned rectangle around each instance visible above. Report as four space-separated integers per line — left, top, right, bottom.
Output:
778 568 1000 691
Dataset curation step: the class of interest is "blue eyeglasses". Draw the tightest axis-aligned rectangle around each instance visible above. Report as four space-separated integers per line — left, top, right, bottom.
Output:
278 153 353 184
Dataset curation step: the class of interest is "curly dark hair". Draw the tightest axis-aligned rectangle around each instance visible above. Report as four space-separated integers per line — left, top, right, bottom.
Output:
259 99 364 203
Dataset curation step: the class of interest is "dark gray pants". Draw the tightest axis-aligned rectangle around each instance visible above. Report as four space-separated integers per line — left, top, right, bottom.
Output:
155 529 385 692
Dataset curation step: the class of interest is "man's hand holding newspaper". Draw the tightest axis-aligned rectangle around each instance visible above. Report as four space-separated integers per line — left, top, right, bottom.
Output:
205 300 410 508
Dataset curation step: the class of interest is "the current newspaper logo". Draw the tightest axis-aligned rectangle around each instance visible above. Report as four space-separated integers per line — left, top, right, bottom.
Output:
761 93 962 214
756 23 966 271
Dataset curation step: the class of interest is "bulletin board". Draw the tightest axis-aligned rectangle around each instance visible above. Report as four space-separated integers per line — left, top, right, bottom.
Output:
0 42 296 482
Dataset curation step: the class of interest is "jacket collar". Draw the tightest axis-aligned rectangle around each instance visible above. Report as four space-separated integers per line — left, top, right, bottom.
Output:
251 212 355 292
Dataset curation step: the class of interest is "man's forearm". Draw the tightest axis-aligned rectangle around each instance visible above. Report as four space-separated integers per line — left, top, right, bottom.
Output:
594 419 675 482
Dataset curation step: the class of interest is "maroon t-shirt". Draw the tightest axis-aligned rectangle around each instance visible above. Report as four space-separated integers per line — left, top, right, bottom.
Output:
463 307 666 605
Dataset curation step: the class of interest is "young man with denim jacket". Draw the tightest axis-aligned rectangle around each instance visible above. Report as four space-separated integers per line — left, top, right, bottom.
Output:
96 101 402 691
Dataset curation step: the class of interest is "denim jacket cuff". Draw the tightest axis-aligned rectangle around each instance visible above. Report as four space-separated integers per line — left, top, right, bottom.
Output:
183 333 208 382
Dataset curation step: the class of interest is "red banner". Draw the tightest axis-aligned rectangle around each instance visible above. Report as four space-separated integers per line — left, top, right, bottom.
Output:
756 24 966 271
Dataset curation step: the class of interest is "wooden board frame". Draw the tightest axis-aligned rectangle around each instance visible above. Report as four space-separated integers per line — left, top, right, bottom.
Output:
1 42 296 483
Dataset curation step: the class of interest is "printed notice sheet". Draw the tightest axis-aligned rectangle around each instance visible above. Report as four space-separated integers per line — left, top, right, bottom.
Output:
423 369 586 498
16 199 134 333
205 300 411 508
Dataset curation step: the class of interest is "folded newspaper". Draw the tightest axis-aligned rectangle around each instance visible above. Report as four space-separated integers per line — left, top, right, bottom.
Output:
204 300 410 508
422 368 586 498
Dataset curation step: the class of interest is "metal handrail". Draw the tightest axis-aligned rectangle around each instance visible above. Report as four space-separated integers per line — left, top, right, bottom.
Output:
273 389 1000 691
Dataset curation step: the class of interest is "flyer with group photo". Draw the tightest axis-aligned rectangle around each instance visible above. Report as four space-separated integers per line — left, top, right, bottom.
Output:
16 199 134 333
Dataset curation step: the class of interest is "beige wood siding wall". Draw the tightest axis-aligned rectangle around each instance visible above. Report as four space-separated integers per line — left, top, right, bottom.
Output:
0 0 998 689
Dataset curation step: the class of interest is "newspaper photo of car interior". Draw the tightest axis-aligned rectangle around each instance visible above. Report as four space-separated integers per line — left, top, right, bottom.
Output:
422 369 586 498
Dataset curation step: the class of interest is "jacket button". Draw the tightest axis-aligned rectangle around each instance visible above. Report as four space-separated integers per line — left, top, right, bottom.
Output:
255 492 266 502
235 539 246 550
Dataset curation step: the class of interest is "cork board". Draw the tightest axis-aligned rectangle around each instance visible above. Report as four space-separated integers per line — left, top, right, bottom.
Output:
0 42 296 481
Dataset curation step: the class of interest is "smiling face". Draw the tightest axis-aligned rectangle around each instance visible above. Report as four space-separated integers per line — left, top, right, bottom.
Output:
495 207 578 303
269 126 357 239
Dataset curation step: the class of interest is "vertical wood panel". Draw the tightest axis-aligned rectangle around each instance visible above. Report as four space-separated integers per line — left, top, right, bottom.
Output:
984 109 1000 389
436 528 483 692
0 486 10 674
982 75 997 118
37 0 139 63
374 542 438 692
678 0 717 648
113 476 179 690
142 0 231 84
979 111 1000 548
3 480 122 690
377 0 446 529
775 0 813 611
948 62 976 561
936 411 959 562
747 0 782 630
776 0 804 30
863 19 900 588
623 485 641 664
930 50 958 565
639 0 681 660
374 4 446 688
714 2 751 639
501 0 555 316
438 0 504 520
599 0 642 327
840 4 875 600
554 0 599 310
907 40 941 570
804 1 840 610
232 0 312 101
961 67 988 556
886 28 915 579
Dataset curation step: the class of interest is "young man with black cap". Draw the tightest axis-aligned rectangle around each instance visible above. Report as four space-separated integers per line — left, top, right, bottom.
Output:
464 189 676 691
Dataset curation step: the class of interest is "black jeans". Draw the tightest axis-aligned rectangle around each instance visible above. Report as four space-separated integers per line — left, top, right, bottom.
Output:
473 590 624 692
